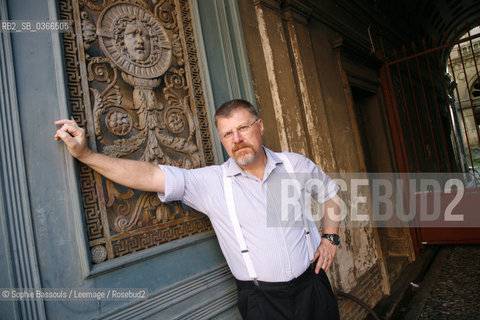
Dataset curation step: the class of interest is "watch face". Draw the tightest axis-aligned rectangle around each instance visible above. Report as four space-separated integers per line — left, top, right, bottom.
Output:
331 234 340 245
323 234 340 245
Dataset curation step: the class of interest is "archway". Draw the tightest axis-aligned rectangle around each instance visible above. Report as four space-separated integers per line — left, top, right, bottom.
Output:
380 21 480 250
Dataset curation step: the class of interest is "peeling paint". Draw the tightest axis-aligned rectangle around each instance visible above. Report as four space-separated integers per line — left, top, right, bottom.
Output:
287 22 315 149
254 4 289 151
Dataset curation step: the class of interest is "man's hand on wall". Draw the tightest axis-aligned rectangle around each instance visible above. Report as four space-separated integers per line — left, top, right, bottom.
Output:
54 119 92 161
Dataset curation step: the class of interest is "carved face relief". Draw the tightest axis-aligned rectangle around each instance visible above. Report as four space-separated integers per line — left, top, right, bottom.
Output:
123 21 151 62
97 3 172 78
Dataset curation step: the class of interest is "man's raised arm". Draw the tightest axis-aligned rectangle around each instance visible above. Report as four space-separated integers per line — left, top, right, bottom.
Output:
54 119 165 193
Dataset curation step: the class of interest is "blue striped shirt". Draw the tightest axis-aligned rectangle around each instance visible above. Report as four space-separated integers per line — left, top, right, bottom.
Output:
158 147 338 281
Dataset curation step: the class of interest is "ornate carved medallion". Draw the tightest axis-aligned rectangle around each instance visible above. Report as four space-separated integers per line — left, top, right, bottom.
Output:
97 2 172 78
59 0 215 263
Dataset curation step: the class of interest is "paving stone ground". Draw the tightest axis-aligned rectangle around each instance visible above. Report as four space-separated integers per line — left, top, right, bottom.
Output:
417 245 480 320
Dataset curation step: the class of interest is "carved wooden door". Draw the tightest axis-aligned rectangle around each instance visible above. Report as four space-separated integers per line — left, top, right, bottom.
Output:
59 0 216 264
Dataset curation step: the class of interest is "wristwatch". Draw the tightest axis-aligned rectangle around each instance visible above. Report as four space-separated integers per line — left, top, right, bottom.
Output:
321 233 340 245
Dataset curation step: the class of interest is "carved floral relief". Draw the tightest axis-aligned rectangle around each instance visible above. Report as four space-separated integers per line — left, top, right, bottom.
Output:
59 0 215 263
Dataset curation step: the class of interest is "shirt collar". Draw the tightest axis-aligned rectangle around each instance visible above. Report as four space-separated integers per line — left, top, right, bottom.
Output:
223 146 283 178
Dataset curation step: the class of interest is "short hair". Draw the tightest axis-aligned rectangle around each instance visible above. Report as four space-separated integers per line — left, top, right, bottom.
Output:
214 99 258 127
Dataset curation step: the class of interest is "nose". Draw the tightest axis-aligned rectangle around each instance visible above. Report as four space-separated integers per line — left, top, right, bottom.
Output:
232 130 243 143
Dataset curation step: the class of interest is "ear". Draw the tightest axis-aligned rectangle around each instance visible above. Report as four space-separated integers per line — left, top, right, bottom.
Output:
258 118 264 135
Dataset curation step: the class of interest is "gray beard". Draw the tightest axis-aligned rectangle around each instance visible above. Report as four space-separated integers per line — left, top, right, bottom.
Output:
234 152 255 166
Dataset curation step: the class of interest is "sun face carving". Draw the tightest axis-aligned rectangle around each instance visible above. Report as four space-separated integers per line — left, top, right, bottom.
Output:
97 2 172 79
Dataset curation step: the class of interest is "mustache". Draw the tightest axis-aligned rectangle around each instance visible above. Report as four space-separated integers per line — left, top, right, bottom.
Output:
233 143 252 152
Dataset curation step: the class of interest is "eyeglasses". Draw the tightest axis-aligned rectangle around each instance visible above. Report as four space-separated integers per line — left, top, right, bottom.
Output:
220 118 259 141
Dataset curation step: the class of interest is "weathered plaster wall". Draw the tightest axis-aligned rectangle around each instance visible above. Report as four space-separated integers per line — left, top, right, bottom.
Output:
283 7 337 171
309 19 386 292
237 1 390 308
237 0 309 155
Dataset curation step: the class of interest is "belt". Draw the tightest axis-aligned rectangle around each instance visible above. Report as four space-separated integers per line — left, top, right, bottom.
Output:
236 264 314 290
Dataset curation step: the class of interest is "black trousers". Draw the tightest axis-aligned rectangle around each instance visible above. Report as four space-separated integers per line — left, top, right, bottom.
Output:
236 265 340 320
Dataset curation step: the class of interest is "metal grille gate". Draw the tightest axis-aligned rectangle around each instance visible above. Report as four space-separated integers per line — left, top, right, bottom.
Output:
380 29 480 248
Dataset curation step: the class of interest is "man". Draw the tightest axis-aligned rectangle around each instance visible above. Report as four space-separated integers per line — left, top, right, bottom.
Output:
55 99 341 319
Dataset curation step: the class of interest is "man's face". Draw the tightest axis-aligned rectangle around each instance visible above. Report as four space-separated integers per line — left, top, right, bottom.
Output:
216 108 264 167
124 22 151 61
